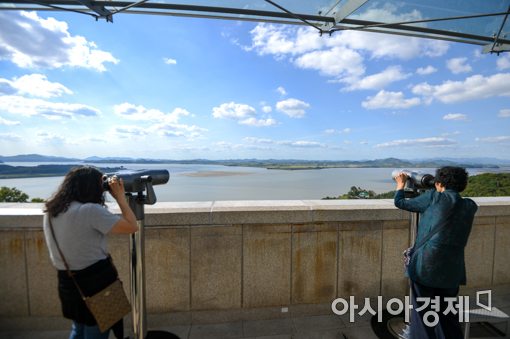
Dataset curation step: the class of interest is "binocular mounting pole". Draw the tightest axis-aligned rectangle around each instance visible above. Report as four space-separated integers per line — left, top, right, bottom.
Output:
126 177 178 339
392 189 421 339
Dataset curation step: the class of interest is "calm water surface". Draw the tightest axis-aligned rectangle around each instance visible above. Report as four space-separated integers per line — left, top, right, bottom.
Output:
0 163 506 202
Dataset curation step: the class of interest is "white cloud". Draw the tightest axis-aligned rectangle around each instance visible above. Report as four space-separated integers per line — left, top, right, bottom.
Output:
212 102 256 119
246 24 323 57
1 74 72 98
352 3 422 23
294 46 365 79
411 73 510 103
261 105 272 113
416 65 437 75
362 90 420 109
344 66 410 91
332 30 449 60
325 128 351 134
0 79 17 95
114 103 189 124
82 136 107 143
280 140 325 148
0 132 22 141
0 74 72 98
441 131 461 137
275 98 310 118
499 109 510 118
375 137 456 148
243 137 274 144
244 22 448 89
475 136 510 143
113 125 149 138
446 57 472 74
151 122 206 139
163 57 177 65
497 55 510 70
243 137 324 148
37 131 66 143
0 11 118 71
443 113 467 121
0 116 20 125
276 86 287 96
212 102 276 127
0 95 100 119
113 103 206 138
239 117 277 127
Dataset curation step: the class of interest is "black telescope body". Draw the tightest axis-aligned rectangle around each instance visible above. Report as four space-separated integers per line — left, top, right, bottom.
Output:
392 169 435 190
103 169 170 192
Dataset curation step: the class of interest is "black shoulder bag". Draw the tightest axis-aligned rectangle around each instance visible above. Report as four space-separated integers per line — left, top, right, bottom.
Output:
48 218 131 333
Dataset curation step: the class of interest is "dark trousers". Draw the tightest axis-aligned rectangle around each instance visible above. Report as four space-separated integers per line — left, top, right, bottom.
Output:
410 280 463 339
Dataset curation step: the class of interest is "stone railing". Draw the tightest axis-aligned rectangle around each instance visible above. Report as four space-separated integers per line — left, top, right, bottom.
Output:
1 198 509 325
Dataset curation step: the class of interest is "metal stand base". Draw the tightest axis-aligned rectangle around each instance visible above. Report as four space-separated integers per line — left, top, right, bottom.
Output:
388 319 409 339
371 310 409 339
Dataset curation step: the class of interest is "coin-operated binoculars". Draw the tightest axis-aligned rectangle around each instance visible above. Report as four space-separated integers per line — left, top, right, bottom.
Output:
391 169 435 198
104 169 178 339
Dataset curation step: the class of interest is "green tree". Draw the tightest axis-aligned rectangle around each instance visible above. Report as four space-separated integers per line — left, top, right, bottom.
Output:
0 186 29 202
323 173 510 200
462 173 510 197
374 191 395 199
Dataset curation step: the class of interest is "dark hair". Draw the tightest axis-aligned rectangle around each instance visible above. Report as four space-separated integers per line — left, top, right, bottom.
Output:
45 166 105 217
434 166 469 192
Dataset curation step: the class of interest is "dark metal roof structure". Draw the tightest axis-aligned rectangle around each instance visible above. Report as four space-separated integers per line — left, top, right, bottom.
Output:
1 0 509 54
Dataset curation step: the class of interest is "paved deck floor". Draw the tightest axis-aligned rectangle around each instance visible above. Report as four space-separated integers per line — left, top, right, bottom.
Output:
2 286 509 339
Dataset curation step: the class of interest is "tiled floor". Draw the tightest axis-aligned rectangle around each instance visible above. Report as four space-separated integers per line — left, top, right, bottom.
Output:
0 314 378 339
2 286 509 339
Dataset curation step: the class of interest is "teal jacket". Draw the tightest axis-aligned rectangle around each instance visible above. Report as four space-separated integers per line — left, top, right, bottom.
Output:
394 189 477 289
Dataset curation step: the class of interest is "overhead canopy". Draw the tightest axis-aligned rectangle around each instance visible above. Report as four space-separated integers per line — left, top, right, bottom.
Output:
1 0 509 53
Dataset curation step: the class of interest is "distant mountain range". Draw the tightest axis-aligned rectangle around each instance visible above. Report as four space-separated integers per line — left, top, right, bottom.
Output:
1 154 508 179
0 154 82 162
1 154 509 167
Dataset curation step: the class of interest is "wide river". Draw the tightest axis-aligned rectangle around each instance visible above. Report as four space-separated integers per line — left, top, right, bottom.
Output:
0 163 507 202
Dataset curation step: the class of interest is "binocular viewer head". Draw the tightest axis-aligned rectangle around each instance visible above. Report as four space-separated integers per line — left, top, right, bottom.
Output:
392 169 435 190
103 169 170 193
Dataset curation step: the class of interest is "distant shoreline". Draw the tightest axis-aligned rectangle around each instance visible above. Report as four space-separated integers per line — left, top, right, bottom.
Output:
181 171 252 177
0 159 505 179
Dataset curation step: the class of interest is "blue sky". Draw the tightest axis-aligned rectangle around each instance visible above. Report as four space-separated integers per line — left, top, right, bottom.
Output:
1 9 509 160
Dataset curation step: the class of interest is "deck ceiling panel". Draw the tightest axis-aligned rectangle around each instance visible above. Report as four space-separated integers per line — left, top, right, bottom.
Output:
0 0 509 52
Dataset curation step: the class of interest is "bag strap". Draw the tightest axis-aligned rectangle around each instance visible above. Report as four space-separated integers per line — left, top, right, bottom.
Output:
412 199 459 251
47 216 88 300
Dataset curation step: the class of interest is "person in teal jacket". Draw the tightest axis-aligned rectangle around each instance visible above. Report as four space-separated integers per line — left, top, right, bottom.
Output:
394 166 477 339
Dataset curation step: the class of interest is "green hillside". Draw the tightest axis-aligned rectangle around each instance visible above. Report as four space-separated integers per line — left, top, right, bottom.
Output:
324 173 510 200
462 173 510 197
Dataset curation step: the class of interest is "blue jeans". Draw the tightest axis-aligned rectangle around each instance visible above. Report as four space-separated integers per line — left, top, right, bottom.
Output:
69 321 110 339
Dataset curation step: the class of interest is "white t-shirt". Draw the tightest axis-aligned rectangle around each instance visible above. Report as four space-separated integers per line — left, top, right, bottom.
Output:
43 202 120 270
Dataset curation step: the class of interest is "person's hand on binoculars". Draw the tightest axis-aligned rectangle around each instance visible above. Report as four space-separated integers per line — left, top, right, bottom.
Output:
395 172 408 190
107 176 126 201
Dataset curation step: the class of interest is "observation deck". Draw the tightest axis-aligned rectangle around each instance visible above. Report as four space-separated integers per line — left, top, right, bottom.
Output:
1 198 509 338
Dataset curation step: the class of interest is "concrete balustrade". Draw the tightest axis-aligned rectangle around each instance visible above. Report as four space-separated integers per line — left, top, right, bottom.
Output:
1 198 509 326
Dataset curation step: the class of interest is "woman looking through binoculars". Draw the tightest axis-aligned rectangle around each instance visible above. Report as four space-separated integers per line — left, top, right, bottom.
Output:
394 166 477 339
43 166 138 339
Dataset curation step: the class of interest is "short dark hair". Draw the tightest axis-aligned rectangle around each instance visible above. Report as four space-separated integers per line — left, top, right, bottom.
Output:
434 166 469 192
45 166 105 217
